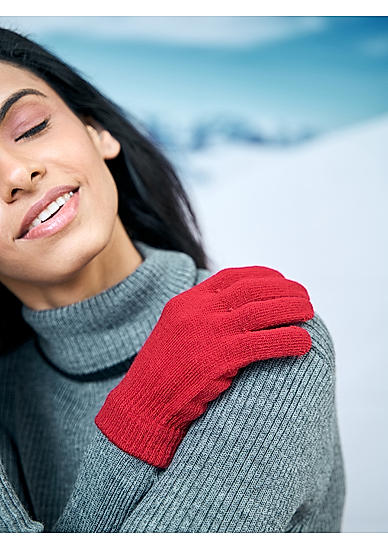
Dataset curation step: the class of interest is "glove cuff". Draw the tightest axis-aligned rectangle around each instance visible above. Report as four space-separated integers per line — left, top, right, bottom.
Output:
95 394 185 469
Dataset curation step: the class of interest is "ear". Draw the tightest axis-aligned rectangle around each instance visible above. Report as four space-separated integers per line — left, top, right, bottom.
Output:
84 119 121 160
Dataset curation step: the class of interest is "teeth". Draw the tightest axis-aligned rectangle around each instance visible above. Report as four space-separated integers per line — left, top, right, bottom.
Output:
55 196 66 206
26 190 75 233
38 203 60 222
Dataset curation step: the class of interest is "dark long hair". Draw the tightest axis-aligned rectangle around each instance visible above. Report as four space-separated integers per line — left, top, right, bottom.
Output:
0 26 213 355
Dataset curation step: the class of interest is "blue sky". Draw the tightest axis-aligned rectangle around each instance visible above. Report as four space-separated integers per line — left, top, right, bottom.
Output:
1 16 387 135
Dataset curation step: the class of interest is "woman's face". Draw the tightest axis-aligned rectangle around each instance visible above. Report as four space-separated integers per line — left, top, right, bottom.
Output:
0 62 121 290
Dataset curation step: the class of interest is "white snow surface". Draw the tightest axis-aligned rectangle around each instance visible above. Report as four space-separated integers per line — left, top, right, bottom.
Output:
183 114 388 532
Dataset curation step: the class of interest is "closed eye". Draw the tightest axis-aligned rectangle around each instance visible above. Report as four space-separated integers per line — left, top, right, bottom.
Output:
15 118 51 142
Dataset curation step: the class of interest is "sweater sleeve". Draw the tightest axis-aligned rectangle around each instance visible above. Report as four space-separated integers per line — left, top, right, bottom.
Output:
50 313 345 533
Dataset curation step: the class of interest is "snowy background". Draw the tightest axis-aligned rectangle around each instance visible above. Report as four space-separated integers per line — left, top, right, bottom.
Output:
186 115 388 532
0 16 387 532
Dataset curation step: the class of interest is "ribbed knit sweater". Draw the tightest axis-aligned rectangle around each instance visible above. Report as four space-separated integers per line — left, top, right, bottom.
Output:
0 239 345 533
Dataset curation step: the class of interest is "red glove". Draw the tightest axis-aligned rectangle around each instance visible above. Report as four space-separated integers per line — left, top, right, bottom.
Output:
95 265 314 468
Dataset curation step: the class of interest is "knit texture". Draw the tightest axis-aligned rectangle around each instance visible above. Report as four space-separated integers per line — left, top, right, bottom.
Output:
95 265 314 468
0 239 345 532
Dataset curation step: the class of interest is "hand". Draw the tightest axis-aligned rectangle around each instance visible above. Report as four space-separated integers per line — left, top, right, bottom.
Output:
95 265 314 468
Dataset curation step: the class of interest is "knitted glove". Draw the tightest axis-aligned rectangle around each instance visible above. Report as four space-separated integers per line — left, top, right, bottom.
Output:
95 265 314 468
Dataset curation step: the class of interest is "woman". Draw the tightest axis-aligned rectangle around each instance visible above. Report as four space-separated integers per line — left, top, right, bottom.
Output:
0 27 345 533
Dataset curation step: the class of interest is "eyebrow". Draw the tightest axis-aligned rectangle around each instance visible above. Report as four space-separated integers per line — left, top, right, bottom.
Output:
0 88 48 123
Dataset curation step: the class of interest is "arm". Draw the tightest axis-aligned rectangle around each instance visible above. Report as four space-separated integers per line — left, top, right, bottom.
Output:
118 315 343 532
53 314 344 533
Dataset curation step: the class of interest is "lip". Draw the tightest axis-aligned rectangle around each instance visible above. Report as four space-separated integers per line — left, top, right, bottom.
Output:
17 188 80 241
16 184 80 239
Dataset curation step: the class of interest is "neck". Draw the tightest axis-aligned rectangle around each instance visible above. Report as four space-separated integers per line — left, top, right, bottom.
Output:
21 239 205 376
4 216 143 311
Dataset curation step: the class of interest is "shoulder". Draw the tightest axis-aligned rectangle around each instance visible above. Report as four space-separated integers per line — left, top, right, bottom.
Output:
303 311 335 368
242 311 336 399
192 265 337 419
201 310 338 439
197 311 339 477
171 312 339 513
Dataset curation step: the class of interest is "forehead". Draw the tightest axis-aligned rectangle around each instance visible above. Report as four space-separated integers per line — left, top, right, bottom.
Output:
0 62 61 106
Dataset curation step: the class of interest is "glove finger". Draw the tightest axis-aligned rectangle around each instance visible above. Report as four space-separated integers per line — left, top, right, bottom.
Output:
218 297 313 333
222 325 313 372
219 276 310 309
197 265 285 294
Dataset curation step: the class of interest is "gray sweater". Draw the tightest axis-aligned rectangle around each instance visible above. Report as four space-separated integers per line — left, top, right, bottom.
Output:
0 240 345 532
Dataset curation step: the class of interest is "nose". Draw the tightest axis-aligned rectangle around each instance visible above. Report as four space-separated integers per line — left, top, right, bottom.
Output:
0 148 45 203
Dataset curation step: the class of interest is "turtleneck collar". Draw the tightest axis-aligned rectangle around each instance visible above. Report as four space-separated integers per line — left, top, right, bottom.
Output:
21 240 205 377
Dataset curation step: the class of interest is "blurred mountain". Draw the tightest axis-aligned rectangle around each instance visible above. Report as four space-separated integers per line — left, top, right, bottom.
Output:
142 114 319 153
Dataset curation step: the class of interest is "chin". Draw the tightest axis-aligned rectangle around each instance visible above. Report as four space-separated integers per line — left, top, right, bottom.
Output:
36 224 113 285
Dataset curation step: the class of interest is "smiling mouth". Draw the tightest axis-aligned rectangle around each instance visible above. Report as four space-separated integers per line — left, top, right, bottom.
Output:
20 204 64 238
17 187 81 241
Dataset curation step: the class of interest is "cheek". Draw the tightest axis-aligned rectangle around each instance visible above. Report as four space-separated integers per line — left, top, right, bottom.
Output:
82 155 119 219
44 132 119 212
43 132 100 175
64 142 120 246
